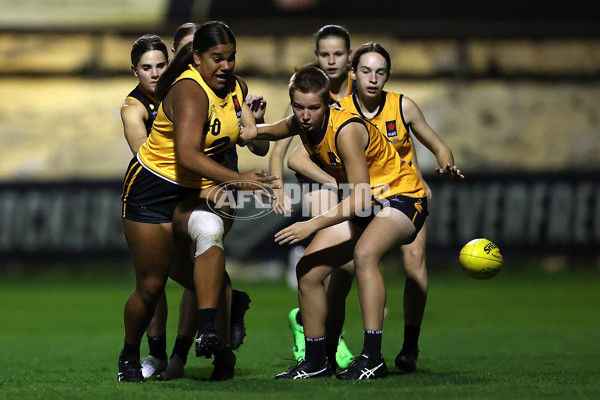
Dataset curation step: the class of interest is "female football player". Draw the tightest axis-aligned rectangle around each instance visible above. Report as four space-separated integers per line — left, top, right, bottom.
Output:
120 34 172 379
139 22 256 382
118 20 275 383
252 65 462 379
282 42 465 375
268 24 355 370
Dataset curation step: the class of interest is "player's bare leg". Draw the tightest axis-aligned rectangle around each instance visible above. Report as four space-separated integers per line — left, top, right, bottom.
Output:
396 223 428 373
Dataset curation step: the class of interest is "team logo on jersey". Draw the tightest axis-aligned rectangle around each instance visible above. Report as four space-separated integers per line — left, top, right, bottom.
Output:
149 104 157 119
232 94 242 118
386 120 398 138
328 151 340 167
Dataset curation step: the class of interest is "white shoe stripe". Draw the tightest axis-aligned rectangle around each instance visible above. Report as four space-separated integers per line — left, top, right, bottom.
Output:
358 362 384 379
294 366 327 379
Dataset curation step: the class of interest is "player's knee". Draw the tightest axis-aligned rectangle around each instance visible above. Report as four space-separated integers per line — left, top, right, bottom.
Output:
137 278 165 304
403 246 426 274
353 247 378 271
188 209 225 258
296 262 322 293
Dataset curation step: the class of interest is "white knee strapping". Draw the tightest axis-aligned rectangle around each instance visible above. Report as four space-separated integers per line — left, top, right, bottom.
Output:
187 209 225 258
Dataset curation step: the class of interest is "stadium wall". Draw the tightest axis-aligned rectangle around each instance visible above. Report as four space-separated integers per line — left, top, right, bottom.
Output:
1 172 598 265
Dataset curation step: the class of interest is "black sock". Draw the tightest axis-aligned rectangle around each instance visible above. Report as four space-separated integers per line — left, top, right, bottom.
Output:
403 324 421 351
231 290 249 320
325 343 337 367
197 308 217 333
147 334 168 359
171 335 194 363
120 340 140 361
296 310 303 326
214 346 233 359
305 336 326 365
362 330 382 359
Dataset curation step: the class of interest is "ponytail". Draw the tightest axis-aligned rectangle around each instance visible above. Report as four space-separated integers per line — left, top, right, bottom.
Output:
155 42 193 101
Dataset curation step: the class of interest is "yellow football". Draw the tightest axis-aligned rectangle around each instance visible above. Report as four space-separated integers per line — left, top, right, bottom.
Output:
459 238 503 280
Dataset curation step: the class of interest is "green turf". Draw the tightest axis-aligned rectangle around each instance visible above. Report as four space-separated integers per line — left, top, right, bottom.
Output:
1 263 599 399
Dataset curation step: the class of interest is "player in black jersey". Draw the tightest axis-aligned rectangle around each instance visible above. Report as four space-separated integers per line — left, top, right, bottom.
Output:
120 34 172 380
121 34 168 155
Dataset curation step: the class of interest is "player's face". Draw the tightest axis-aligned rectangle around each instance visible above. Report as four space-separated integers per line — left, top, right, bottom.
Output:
353 52 389 101
132 50 168 95
194 43 236 93
291 91 328 133
173 33 194 55
316 37 350 81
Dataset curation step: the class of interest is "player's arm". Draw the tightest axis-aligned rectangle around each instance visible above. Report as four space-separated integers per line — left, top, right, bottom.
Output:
169 80 275 187
244 92 270 156
267 136 293 214
255 115 297 141
287 143 336 186
120 99 149 155
274 122 370 245
247 140 270 157
402 96 464 180
236 77 261 148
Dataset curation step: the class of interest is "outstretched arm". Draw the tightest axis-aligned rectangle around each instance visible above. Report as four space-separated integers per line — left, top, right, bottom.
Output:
287 143 336 186
403 96 464 181
268 136 294 214
274 122 370 245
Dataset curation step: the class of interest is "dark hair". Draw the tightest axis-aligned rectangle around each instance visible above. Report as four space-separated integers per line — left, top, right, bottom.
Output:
314 24 351 52
155 21 236 101
289 65 330 105
351 42 392 75
155 42 193 101
130 34 169 66
193 20 236 54
173 22 201 52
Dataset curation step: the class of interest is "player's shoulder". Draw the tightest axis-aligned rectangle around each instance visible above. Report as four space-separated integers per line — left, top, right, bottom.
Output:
121 97 146 116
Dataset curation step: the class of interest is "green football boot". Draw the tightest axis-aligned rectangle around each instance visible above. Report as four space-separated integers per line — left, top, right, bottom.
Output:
288 308 305 361
335 333 354 369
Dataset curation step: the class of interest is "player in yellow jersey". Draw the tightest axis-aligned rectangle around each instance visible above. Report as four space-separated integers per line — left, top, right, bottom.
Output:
119 34 173 379
118 21 276 383
127 23 255 382
268 24 356 370
337 42 465 373
248 65 460 380
282 43 465 377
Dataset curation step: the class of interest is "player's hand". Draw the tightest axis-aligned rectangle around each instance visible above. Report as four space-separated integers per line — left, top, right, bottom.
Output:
274 221 316 245
435 164 464 181
235 169 280 196
272 188 292 215
245 94 267 121
238 125 257 146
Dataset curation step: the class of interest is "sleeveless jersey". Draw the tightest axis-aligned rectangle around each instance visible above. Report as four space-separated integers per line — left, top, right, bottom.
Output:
138 65 244 189
125 85 158 135
338 91 415 165
298 106 425 199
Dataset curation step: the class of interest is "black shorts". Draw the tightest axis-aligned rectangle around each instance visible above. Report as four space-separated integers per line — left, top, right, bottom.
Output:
350 195 428 243
121 158 197 223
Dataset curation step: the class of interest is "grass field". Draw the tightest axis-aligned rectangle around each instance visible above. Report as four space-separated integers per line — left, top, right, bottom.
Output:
1 262 599 399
